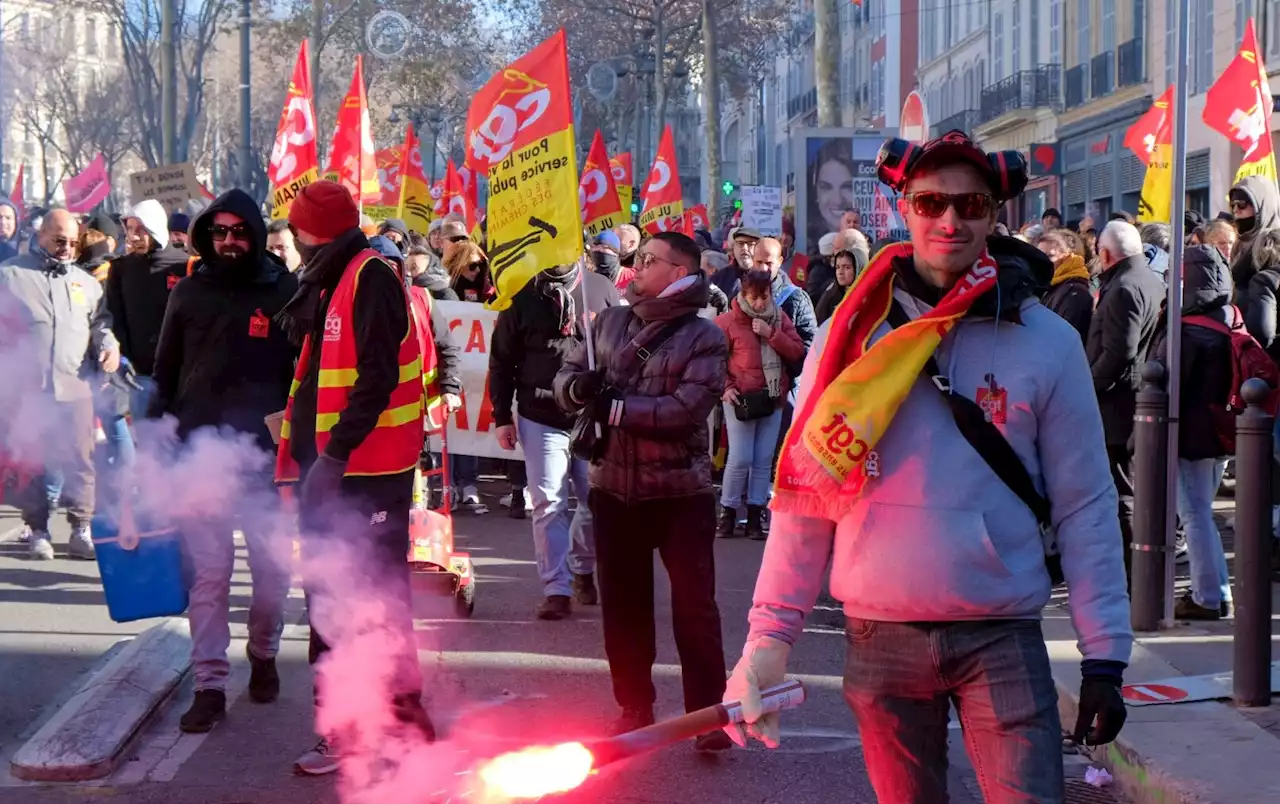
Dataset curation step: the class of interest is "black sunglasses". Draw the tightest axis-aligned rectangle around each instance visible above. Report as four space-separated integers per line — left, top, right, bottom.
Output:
211 223 252 241
448 235 470 243
904 191 996 220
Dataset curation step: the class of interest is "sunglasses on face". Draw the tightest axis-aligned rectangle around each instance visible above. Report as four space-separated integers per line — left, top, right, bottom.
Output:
48 237 75 250
448 235 469 243
904 191 996 220
1230 199 1252 211
465 261 483 271
211 223 252 241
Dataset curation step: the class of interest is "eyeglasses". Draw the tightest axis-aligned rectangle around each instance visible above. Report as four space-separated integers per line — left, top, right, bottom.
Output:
211 223 252 241
639 251 680 269
1230 199 1252 211
904 191 996 220
448 235 469 243
48 237 75 250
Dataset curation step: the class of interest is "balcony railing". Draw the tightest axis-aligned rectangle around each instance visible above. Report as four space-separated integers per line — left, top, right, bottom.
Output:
1118 38 1144 87
1065 65 1086 109
932 109 983 137
978 65 1062 124
1091 50 1115 98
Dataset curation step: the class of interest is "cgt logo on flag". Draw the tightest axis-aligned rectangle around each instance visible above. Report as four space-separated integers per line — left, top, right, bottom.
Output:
1028 143 1061 176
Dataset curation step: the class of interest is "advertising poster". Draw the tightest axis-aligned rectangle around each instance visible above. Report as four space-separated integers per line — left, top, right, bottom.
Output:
796 130 907 255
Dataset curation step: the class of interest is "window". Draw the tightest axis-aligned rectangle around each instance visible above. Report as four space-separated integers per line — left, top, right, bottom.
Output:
1030 1 1040 67
1102 0 1115 54
1050 0 1062 65
1237 0 1254 44
1013 1 1022 74
994 14 1005 80
1080 0 1092 97
85 15 97 56
1191 0 1214 92
1269 0 1280 64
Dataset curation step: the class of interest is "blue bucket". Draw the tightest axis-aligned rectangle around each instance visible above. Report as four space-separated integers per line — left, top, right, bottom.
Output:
93 509 188 623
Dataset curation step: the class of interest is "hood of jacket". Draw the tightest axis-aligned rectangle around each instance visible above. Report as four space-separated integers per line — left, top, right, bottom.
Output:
628 272 711 322
1232 175 1280 243
411 250 451 293
367 235 404 271
190 189 266 268
1181 243 1233 315
378 218 409 243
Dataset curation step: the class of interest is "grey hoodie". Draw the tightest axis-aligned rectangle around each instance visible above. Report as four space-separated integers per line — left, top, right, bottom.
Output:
1229 175 1280 305
747 273 1133 665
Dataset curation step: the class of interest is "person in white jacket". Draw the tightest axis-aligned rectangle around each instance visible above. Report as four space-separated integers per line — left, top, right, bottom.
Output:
723 131 1133 804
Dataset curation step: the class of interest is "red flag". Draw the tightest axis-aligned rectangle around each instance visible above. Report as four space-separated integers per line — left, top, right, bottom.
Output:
1203 18 1277 183
1123 86 1173 166
430 179 446 218
268 40 319 218
396 124 433 232
323 55 378 205
8 165 25 227
685 203 709 232
441 159 475 232
609 152 634 212
580 130 624 236
639 125 685 235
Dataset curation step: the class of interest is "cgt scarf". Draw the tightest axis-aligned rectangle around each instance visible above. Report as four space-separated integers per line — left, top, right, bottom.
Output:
735 291 784 397
772 242 999 522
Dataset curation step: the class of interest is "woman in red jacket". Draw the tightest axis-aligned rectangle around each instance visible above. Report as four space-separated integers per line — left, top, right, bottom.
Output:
715 270 806 539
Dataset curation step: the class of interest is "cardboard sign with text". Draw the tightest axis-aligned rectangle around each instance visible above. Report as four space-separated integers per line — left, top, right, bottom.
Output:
130 163 204 212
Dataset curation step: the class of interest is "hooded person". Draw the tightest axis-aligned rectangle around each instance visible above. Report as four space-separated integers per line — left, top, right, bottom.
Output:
145 188 300 735
0 195 20 262
1244 227 1280 362
271 179 436 775
405 244 457 301
377 218 411 250
590 229 635 291
106 198 192 399
426 218 445 257
1228 175 1280 308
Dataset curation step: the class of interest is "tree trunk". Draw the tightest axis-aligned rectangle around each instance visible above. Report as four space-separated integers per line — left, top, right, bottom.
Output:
814 0 840 127
702 0 720 225
161 0 177 163
312 0 324 137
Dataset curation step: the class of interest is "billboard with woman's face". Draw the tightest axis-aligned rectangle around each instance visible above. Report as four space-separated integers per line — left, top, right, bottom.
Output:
796 129 908 255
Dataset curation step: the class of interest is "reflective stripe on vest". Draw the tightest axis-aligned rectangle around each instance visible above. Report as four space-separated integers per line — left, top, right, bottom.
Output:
407 285 446 433
274 250 424 483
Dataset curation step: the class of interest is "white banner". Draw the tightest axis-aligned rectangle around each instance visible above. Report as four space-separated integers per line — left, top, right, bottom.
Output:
430 301 524 461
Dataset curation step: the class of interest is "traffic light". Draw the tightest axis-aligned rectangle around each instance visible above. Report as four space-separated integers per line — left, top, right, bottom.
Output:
722 180 736 196
734 199 743 210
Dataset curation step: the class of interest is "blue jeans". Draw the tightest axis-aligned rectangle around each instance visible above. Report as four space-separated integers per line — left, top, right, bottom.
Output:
1177 458 1231 608
517 418 595 596
844 618 1064 803
720 402 783 508
451 453 479 488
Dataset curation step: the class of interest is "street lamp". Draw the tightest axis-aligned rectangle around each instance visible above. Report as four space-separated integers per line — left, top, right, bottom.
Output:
389 104 447 184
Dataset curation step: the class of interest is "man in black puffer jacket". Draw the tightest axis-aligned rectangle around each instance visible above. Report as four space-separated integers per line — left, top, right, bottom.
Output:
147 188 299 735
489 263 618 621
1151 245 1235 621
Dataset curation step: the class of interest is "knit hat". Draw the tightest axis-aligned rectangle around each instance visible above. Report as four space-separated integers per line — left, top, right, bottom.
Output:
288 180 360 241
592 230 621 253
127 199 170 250
167 211 191 235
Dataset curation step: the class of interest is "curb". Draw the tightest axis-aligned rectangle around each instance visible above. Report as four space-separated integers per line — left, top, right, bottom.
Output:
9 618 191 782
1051 640 1280 804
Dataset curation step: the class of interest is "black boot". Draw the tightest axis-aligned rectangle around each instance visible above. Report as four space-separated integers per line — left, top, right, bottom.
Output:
572 573 598 606
180 689 226 733
745 505 765 540
717 507 739 538
246 644 280 703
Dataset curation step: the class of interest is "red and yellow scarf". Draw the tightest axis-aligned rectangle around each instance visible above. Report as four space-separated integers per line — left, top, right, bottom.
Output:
772 242 999 522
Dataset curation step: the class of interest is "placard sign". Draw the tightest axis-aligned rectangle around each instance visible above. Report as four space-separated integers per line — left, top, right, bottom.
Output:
740 185 783 236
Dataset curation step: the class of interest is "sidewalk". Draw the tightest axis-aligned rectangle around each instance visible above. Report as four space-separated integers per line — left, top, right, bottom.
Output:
1047 498 1280 804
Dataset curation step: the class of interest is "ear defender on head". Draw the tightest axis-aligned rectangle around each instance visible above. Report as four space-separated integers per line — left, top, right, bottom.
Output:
875 138 920 194
988 150 1030 200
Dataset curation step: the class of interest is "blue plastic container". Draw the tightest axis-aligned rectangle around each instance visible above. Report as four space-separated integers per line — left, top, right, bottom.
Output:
93 510 189 623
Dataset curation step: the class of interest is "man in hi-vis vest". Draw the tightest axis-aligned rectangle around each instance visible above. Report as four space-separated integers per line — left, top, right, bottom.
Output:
272 180 434 776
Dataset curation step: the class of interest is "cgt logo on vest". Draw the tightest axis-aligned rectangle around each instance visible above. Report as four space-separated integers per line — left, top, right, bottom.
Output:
324 313 342 342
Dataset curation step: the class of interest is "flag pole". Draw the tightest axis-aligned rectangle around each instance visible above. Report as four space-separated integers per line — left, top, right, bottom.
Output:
577 251 603 440
1161 0 1192 629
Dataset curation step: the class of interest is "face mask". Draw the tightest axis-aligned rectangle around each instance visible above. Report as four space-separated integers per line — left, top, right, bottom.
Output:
593 251 619 274
1236 215 1257 236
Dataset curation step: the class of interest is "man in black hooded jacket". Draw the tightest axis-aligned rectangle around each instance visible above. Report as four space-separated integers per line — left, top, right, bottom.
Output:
147 189 299 735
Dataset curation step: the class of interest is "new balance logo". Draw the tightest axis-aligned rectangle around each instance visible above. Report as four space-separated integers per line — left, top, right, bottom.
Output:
370 511 387 525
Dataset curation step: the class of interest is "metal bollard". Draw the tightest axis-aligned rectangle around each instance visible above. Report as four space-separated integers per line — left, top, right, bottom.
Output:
1131 361 1169 632
1233 378 1274 707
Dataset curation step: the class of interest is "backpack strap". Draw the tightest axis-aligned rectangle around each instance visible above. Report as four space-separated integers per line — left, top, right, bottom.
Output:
775 283 798 308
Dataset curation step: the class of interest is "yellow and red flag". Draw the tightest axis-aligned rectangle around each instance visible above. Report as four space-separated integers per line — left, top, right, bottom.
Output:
396 124 434 233
580 130 624 236
639 125 686 235
1203 17 1277 184
1123 86 1173 166
610 152 634 215
268 40 319 219
323 55 379 206
365 145 403 222
1136 88 1175 223
464 29 581 311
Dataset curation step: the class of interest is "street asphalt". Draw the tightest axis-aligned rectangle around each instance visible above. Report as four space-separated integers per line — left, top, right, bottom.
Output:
0 487 1113 803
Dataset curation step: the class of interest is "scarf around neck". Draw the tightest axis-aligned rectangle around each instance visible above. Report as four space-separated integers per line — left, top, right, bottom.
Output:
538 264 580 336
1051 254 1090 286
735 292 784 397
773 242 999 521
275 228 365 346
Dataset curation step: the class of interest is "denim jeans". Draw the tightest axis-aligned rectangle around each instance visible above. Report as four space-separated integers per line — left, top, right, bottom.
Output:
183 503 291 691
843 618 1065 803
451 453 479 488
1177 458 1231 608
516 418 594 596
720 402 783 508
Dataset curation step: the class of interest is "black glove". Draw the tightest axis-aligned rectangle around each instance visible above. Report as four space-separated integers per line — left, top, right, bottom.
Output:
571 371 606 404
300 453 347 507
1072 661 1127 746
589 386 624 425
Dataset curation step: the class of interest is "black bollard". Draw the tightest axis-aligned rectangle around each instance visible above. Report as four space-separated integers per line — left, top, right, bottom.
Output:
1233 378 1274 707
1131 361 1169 632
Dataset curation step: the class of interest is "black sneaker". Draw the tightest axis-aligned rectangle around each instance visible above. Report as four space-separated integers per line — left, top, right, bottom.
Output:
745 505 765 541
536 594 571 620
179 689 226 733
1174 592 1223 621
611 706 655 735
694 729 733 752
716 507 739 538
247 645 280 703
572 573 598 606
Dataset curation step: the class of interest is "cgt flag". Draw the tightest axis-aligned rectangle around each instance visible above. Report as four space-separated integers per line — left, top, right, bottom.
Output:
1123 86 1173 166
365 145 403 222
323 55 379 206
580 130 624 236
268 40 319 219
441 159 475 233
685 203 708 232
639 125 685 235
464 29 581 311
1136 89 1175 223
610 152 633 216
1203 17 1277 184
396 124 434 233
